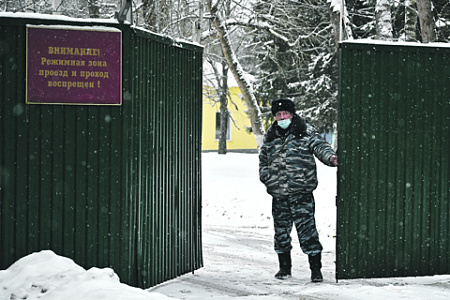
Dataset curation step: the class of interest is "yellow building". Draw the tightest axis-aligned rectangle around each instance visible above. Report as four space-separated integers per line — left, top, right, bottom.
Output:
202 86 258 152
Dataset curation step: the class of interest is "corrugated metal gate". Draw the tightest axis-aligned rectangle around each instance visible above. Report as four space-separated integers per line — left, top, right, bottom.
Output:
0 14 203 288
337 41 450 279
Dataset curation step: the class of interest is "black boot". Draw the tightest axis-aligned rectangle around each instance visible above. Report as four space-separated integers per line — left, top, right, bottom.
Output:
275 252 292 280
308 253 323 283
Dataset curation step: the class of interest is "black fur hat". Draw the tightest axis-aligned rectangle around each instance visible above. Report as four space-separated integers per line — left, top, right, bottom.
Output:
271 98 296 116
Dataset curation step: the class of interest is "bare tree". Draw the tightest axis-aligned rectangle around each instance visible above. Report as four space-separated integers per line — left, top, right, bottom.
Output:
218 60 229 154
88 0 100 18
136 0 201 39
140 0 169 32
207 0 266 148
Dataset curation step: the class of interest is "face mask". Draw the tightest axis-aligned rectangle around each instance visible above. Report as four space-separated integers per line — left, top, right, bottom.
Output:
277 119 291 129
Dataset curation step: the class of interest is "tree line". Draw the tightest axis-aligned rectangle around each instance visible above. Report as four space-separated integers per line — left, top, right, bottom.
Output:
3 0 449 152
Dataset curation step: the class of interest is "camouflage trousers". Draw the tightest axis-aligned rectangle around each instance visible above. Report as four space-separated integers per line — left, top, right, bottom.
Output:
272 192 323 255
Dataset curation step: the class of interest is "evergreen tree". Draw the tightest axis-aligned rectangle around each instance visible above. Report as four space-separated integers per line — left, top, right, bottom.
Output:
434 0 450 42
250 0 338 133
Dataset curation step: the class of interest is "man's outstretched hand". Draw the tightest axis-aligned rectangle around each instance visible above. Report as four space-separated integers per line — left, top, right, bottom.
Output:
330 155 338 166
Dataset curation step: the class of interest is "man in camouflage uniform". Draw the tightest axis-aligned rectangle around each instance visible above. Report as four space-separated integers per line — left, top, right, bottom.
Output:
259 98 338 283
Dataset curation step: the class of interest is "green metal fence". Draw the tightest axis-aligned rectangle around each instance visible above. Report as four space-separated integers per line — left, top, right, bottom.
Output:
0 14 203 288
337 40 450 279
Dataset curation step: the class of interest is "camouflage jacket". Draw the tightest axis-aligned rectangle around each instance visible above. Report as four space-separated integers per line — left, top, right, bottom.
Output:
259 114 336 198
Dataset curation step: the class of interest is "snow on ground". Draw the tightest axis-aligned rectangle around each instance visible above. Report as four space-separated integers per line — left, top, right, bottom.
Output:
1 152 450 300
0 250 172 300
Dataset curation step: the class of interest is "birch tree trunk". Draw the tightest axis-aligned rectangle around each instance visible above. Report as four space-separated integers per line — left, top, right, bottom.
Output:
416 0 436 42
403 0 418 42
207 0 265 149
375 0 393 40
195 0 204 43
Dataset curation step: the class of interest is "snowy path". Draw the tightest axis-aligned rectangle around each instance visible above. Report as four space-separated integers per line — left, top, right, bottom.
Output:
149 153 450 300
150 224 336 300
150 224 450 300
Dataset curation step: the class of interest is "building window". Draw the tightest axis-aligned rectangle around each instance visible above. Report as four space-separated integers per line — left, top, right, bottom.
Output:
215 111 231 141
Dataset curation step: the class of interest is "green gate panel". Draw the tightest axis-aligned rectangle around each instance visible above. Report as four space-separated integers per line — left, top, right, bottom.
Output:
0 14 203 288
337 41 450 280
